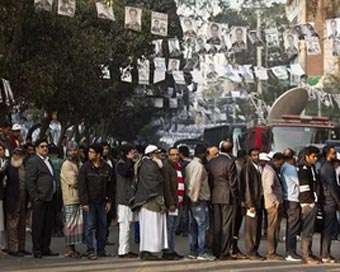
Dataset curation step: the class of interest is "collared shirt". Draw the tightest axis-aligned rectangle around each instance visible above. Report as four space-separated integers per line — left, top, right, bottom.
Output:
280 162 299 202
37 154 56 194
252 161 261 174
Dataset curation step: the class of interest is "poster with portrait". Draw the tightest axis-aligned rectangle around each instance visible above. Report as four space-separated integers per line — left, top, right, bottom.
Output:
306 37 321 56
58 0 76 17
195 36 208 54
168 59 180 72
168 38 181 57
152 39 163 57
138 59 150 85
125 6 142 32
271 66 288 80
120 65 133 83
302 22 318 38
151 11 168 37
205 60 219 82
181 17 197 39
292 24 304 39
152 98 164 108
248 30 264 46
239 65 254 83
333 37 340 56
265 28 280 48
206 23 223 45
326 18 340 39
154 57 166 71
284 33 299 58
96 2 115 21
172 71 185 85
100 65 111 79
220 26 231 52
230 26 247 52
35 0 53 12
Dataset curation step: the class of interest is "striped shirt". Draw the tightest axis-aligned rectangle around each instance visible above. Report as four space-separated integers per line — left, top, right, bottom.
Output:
176 163 185 206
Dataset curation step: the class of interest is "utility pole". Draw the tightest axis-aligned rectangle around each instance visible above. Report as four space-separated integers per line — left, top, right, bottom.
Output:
256 10 263 96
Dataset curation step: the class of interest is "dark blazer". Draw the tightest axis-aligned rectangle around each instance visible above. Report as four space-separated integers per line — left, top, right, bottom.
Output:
320 160 340 208
241 161 263 208
162 160 178 208
25 155 55 202
207 153 239 205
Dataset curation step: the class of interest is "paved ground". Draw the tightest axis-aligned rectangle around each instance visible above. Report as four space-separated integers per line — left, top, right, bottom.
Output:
1 220 340 272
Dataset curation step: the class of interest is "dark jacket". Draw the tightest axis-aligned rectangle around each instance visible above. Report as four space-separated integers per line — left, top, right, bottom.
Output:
320 160 340 208
78 160 113 205
0 158 8 200
131 156 163 211
115 157 135 206
5 161 25 213
298 163 318 204
162 160 178 208
241 161 263 208
207 153 239 205
25 155 55 202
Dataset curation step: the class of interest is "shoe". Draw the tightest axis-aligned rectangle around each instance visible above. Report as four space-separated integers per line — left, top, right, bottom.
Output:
247 254 264 261
172 252 184 259
8 251 24 257
43 251 59 256
118 252 139 258
231 251 248 260
140 251 160 261
267 254 284 261
197 253 216 261
219 255 236 261
19 250 32 256
285 253 302 262
87 252 97 260
322 257 337 263
303 256 320 265
97 252 114 257
162 253 180 260
188 253 197 259
34 253 43 258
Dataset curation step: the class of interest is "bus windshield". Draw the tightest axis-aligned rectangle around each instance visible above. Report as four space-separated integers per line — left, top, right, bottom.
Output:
271 126 329 152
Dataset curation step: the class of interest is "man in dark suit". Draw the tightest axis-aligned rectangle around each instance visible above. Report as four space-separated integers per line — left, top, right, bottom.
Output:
25 138 58 258
319 145 340 263
241 148 264 260
207 141 238 260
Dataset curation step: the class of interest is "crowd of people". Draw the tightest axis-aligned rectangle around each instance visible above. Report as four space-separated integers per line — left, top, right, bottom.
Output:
1 121 340 266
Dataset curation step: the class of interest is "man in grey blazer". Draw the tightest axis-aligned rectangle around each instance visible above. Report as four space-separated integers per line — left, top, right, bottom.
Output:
207 141 239 260
26 138 58 258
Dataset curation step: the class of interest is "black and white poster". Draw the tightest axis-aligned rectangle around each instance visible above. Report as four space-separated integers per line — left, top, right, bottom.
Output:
265 28 280 48
306 37 321 55
151 12 168 37
168 38 181 57
284 33 299 58
125 6 142 32
58 0 76 17
231 26 247 52
152 39 163 57
168 59 180 72
138 59 150 85
181 17 197 39
207 23 223 45
35 0 53 12
248 30 264 47
96 2 115 21
120 65 133 83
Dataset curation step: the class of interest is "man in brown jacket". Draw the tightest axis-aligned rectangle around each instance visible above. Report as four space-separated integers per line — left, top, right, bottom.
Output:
162 147 184 260
261 153 285 260
241 148 264 260
207 141 239 260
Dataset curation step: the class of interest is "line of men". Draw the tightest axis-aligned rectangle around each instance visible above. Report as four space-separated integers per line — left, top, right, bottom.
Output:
1 128 340 264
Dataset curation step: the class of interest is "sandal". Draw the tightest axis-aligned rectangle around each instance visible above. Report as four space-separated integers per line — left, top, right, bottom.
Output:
87 253 97 260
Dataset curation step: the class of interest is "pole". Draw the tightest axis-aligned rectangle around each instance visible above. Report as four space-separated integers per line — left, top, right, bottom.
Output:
256 10 262 96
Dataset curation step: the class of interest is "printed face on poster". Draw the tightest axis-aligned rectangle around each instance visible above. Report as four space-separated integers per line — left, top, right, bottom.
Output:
151 12 168 37
152 39 163 57
231 26 247 52
284 33 299 57
125 6 142 32
168 38 181 57
207 23 222 45
265 29 280 48
181 17 197 39
248 30 264 46
327 18 340 39
168 59 180 71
